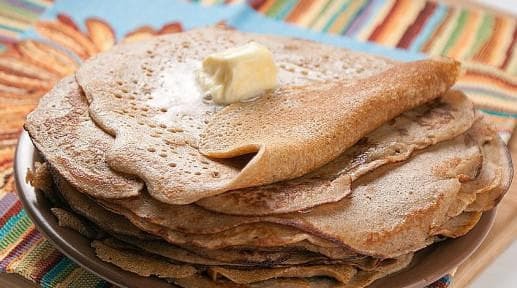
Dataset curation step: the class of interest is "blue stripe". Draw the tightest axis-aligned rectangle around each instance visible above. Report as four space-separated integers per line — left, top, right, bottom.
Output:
409 3 447 52
480 109 517 118
0 210 27 240
40 256 72 288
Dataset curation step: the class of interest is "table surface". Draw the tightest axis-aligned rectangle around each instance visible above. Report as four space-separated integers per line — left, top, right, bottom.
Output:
1 0 516 287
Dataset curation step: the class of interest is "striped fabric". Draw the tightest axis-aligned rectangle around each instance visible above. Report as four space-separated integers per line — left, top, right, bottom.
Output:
0 0 53 51
0 0 515 287
252 0 517 75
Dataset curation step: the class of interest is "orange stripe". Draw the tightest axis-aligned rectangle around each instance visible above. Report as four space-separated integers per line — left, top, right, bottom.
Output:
286 0 315 23
377 0 415 45
473 16 503 64
368 0 402 42
258 0 277 13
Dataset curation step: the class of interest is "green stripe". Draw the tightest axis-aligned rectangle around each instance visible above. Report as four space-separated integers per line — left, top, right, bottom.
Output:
10 240 53 277
0 219 32 250
441 9 468 55
339 0 368 34
0 210 31 250
265 0 290 18
465 13 494 59
273 0 299 20
308 0 335 28
70 270 105 288
322 0 351 33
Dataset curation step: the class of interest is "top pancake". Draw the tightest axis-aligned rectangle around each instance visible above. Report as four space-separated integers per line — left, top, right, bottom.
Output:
76 27 459 204
198 90 476 215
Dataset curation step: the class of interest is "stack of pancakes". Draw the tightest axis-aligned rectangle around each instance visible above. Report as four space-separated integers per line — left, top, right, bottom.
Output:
25 28 512 288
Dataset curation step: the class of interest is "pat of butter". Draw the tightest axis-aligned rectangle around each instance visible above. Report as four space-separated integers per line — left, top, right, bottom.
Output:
198 42 278 105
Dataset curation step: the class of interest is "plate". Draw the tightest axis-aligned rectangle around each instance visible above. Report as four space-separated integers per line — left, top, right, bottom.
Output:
14 131 495 288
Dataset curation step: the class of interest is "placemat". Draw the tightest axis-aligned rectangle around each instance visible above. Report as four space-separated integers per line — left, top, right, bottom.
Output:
0 0 516 287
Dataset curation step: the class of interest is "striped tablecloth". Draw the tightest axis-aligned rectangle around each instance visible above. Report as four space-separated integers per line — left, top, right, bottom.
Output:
0 0 515 287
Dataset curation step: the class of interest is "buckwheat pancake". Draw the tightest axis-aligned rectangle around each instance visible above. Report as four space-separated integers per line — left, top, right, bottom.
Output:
50 172 342 266
24 76 143 199
431 212 482 238
92 237 414 288
31 79 492 256
197 90 476 215
52 170 152 240
207 265 357 284
27 59 475 219
100 131 486 257
76 27 459 204
115 235 347 267
465 122 513 211
174 256 413 288
444 119 513 217
91 240 197 279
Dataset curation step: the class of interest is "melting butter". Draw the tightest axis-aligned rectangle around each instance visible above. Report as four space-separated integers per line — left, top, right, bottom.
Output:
197 42 278 105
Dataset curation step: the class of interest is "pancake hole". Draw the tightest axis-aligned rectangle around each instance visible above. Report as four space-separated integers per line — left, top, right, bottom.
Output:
169 163 177 168
159 153 167 158
159 124 167 129
147 147 156 152
194 172 201 175
160 108 168 113
211 171 220 178
114 93 122 99
116 81 123 86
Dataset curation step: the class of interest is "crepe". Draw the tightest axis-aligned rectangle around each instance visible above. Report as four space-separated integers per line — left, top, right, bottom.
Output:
51 171 153 240
431 212 482 238
92 240 197 279
34 89 490 258
99 130 484 258
48 170 358 265
25 76 143 199
208 265 357 284
50 208 99 239
444 119 513 217
76 27 459 204
465 122 513 211
92 237 413 288
197 90 476 215
27 53 474 221
173 254 413 288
